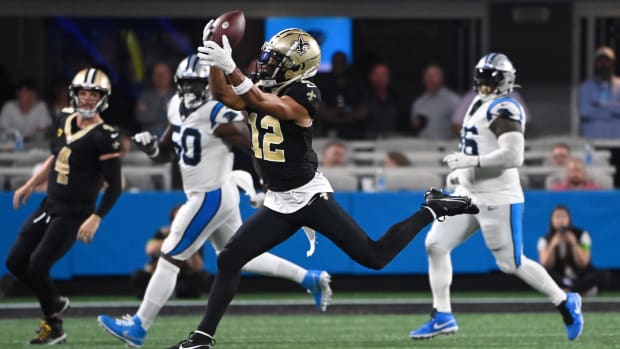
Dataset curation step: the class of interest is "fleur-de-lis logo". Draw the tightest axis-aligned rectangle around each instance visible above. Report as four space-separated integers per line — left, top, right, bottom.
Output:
291 34 310 56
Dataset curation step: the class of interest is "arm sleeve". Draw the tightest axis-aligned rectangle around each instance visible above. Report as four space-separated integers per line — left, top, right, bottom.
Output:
95 156 122 218
478 131 524 168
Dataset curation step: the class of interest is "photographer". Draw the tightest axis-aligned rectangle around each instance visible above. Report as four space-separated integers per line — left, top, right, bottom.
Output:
538 205 610 296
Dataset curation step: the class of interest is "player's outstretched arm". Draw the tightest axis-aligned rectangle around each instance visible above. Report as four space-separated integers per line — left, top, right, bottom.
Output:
12 154 54 209
132 125 176 163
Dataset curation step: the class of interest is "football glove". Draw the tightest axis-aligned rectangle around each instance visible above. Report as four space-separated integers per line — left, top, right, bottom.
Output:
132 131 159 158
202 19 215 46
443 152 479 169
197 35 236 74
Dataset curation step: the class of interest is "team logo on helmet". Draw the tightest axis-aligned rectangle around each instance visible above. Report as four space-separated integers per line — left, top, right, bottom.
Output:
292 35 310 56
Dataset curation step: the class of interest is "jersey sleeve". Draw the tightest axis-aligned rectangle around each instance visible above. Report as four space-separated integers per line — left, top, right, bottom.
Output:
96 124 122 156
487 97 524 124
210 102 245 127
283 80 322 117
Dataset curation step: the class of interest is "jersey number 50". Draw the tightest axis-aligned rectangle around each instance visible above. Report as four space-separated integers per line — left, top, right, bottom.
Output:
171 126 201 166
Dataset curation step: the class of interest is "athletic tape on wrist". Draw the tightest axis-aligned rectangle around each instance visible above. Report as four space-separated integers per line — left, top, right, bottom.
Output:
232 77 254 95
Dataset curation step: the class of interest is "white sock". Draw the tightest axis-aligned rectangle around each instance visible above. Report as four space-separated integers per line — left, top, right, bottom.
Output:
514 256 566 306
136 258 180 329
428 246 453 313
242 252 307 283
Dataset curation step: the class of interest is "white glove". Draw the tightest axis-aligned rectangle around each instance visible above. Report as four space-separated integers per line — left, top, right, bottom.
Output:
197 35 236 74
443 152 479 169
202 19 215 45
132 131 159 157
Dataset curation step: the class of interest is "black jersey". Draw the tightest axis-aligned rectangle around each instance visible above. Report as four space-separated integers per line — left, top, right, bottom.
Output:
46 112 121 208
248 80 321 191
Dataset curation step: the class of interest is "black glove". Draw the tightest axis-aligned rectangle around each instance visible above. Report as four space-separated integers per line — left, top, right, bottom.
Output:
132 131 159 157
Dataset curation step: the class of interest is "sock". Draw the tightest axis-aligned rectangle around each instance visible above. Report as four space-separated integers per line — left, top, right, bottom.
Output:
241 252 306 283
514 256 566 306
427 245 453 313
136 258 180 329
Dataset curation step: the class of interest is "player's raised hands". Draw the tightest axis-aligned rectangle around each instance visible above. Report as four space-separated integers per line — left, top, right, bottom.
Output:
197 35 236 74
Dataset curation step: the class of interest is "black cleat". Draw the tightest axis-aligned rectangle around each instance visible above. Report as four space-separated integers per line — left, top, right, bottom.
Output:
29 319 66 345
166 331 215 349
422 188 479 220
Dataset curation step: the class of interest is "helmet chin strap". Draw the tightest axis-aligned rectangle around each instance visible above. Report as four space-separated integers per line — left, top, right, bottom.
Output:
76 108 97 118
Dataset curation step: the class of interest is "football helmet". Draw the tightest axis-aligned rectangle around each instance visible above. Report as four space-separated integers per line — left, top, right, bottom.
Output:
473 53 516 100
256 28 321 91
174 54 210 109
69 68 111 118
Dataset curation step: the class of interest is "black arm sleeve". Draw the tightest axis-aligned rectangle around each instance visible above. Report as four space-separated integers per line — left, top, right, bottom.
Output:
95 156 122 218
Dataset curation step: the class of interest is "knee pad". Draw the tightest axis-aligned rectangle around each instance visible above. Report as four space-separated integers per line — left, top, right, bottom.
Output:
5 257 25 276
425 242 450 257
217 248 244 271
496 259 518 274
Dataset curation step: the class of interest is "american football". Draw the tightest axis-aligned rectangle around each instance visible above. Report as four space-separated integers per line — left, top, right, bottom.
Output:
210 10 246 48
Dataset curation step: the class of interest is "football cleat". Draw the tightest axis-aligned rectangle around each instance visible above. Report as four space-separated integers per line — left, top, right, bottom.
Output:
422 188 479 221
29 319 66 345
409 309 459 340
97 314 146 348
166 331 215 349
301 270 332 311
561 293 584 341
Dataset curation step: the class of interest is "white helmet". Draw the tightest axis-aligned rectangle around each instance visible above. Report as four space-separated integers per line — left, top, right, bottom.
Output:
474 53 516 100
174 54 210 109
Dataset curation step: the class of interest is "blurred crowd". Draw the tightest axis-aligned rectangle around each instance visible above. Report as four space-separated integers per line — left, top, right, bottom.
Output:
1 43 619 191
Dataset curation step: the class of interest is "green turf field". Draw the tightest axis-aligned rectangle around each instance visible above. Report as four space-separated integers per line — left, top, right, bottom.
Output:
1 313 619 349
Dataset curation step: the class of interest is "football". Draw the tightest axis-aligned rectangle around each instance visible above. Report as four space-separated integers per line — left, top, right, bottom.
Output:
210 10 246 48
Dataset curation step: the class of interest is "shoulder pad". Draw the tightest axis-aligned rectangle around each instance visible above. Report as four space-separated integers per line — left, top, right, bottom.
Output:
486 97 523 123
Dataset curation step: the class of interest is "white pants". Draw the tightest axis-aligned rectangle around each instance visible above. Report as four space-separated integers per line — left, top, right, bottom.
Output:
161 178 240 261
425 203 524 273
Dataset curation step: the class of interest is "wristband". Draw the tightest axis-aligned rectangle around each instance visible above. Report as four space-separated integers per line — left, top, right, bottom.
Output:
232 77 254 95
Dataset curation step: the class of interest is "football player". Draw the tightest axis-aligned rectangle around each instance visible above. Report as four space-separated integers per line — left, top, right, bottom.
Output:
408 53 584 341
159 26 479 349
96 54 332 348
7 68 122 345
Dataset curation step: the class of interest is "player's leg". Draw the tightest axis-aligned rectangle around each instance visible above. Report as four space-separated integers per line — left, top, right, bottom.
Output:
20 213 83 345
210 208 332 311
99 188 235 347
409 214 478 339
298 191 471 269
172 208 299 348
480 203 583 340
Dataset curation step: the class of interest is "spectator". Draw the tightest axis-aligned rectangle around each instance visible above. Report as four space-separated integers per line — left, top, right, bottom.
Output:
315 51 367 139
410 64 460 140
550 158 601 190
364 62 402 139
538 205 611 296
48 77 71 123
130 204 211 299
321 139 348 167
547 143 572 167
135 62 175 136
0 78 52 148
578 46 620 138
451 89 532 137
384 151 411 167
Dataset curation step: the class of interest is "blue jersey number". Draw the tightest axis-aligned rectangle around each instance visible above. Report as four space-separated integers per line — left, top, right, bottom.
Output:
171 125 201 166
459 126 479 155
